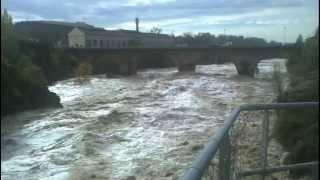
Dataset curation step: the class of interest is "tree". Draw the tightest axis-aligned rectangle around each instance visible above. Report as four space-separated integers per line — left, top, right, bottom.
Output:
1 9 62 117
1 9 13 33
295 34 304 46
1 8 18 61
294 34 304 54
150 27 162 34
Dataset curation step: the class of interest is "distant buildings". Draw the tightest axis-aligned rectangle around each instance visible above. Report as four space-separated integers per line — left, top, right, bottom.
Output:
14 18 175 48
68 27 175 48
68 18 174 48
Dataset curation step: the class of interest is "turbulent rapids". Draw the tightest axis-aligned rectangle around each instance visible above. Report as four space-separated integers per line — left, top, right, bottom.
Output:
1 59 286 180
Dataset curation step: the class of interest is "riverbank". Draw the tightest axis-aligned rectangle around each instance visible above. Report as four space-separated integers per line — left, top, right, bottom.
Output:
1 61 62 117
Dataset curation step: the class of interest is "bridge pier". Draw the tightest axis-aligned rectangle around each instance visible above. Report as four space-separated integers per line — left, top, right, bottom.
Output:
117 58 137 75
233 59 259 77
128 59 138 75
172 53 206 73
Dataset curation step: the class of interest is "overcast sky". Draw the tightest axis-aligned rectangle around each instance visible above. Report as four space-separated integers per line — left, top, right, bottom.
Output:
4 0 319 42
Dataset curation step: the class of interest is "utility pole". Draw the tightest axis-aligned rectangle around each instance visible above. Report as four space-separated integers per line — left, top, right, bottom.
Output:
135 17 139 33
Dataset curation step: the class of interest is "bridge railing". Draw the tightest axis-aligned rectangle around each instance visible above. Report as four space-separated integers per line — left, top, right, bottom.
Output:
182 102 319 180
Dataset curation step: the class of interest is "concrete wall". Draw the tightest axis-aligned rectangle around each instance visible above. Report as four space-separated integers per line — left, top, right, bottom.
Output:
68 28 86 48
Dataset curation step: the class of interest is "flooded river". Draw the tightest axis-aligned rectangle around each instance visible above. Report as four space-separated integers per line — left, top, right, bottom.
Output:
1 59 286 180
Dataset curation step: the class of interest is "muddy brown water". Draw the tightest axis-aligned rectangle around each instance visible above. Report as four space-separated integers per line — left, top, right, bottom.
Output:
1 59 287 180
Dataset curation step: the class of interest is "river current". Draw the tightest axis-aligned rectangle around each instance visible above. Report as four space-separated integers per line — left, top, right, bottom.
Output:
1 59 286 180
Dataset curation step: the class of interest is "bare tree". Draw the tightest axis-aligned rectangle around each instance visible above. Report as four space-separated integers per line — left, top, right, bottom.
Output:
150 27 162 34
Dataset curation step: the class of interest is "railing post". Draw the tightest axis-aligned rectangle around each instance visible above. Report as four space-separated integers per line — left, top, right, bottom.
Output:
219 133 231 180
311 163 318 180
208 163 215 180
261 110 270 180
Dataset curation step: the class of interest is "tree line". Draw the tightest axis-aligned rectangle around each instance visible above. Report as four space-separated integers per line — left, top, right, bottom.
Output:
174 32 283 47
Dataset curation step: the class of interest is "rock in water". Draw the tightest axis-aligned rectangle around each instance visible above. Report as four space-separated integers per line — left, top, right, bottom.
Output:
191 144 204 152
180 141 189 146
33 87 62 108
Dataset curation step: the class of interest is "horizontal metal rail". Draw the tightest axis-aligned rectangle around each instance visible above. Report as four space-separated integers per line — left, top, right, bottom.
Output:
182 102 319 180
237 161 319 177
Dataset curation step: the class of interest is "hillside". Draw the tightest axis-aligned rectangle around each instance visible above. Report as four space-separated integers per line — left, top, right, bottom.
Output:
14 21 103 46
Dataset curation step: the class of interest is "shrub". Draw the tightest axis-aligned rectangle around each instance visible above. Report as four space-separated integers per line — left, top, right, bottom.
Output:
74 62 93 83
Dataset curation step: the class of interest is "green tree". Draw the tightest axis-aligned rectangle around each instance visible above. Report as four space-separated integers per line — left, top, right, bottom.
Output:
1 10 61 117
1 8 18 61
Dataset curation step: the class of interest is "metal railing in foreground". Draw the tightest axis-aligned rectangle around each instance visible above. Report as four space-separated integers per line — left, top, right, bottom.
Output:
182 102 319 180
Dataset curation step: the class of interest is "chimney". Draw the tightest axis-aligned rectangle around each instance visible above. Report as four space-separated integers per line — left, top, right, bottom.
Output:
135 17 139 33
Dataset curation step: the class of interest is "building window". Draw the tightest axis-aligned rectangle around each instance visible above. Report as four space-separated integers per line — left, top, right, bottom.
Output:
122 41 126 48
117 41 121 48
111 40 114 48
93 40 97 47
86 40 92 48
100 40 104 48
106 40 109 48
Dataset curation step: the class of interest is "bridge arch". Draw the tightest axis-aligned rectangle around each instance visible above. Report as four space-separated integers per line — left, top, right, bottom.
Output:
136 52 175 69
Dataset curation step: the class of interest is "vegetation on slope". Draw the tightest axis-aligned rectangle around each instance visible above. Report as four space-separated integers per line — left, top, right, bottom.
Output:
273 29 319 176
1 10 64 117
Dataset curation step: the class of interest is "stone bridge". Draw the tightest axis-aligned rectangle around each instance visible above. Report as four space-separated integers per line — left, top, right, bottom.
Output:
63 46 295 77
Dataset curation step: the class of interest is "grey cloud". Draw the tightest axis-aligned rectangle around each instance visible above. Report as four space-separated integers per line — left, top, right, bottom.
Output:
7 0 310 22
6 0 318 42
